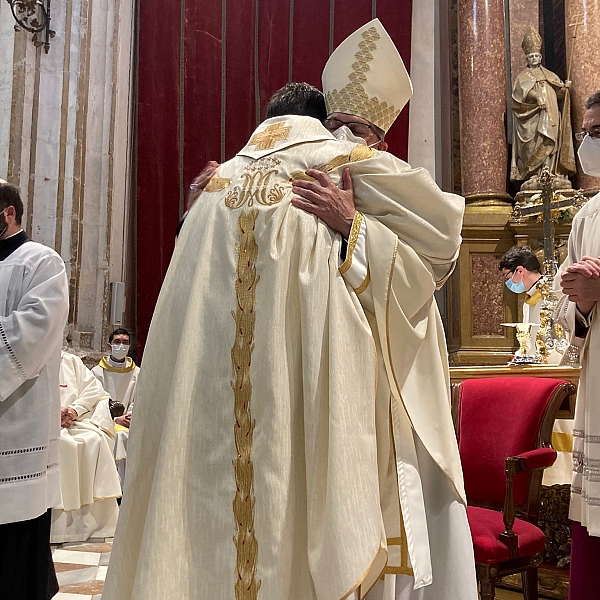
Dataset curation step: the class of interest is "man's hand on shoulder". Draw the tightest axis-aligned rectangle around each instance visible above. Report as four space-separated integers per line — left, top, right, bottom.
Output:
291 168 356 239
61 406 77 428
186 161 220 212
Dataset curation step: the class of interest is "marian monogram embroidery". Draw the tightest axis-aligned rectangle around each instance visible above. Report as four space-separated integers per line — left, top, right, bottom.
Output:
225 161 287 209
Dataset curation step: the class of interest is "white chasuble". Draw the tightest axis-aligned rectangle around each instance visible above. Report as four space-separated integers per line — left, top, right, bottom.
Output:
103 116 474 600
555 193 600 535
51 352 121 543
0 240 68 525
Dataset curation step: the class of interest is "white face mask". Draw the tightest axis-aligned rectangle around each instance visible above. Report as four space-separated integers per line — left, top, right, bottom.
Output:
577 135 600 178
110 343 129 361
332 126 367 146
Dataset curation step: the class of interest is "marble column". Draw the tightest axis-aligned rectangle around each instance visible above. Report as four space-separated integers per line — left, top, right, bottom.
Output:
457 0 510 200
449 0 518 365
565 0 600 191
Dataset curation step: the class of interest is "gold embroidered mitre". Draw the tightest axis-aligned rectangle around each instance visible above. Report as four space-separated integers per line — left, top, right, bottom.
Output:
322 18 412 133
521 27 542 55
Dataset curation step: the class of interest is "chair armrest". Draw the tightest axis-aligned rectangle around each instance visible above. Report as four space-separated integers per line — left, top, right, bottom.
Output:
514 448 557 472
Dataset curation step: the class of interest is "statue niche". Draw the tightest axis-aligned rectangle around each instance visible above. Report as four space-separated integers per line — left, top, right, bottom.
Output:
510 28 576 191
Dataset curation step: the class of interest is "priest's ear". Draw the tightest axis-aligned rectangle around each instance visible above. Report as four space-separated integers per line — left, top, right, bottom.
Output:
2 204 16 222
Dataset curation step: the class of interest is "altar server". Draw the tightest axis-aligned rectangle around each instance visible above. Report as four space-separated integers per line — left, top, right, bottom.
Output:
92 328 139 487
0 180 68 599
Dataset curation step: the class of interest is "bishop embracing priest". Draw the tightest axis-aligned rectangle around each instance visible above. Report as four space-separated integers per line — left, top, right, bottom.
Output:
104 20 477 600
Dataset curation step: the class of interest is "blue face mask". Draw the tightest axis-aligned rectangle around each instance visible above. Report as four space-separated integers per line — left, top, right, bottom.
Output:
505 278 526 294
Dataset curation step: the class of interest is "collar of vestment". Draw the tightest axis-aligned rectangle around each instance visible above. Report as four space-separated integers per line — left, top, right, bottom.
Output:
98 356 137 373
237 115 335 160
525 277 545 306
0 230 28 261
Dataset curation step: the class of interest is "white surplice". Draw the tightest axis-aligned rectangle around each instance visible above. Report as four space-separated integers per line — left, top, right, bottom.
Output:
555 192 600 534
0 237 68 525
51 352 122 543
103 116 476 600
92 357 139 484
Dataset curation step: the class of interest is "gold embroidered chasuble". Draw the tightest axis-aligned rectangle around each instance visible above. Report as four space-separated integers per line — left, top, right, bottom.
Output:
103 116 467 600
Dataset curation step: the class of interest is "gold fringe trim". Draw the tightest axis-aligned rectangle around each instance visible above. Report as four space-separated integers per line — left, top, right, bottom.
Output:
231 209 261 600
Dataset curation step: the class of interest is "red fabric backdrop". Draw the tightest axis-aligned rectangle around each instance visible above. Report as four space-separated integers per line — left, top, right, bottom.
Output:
136 0 413 353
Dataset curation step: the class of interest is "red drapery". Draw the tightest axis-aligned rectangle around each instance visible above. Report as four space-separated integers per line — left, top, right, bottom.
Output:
136 0 413 353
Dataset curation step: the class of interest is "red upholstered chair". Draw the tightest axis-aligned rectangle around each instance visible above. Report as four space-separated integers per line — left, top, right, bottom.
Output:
452 377 576 600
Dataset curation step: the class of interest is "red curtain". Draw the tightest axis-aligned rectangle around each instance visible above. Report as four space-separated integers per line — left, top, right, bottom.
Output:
136 0 413 353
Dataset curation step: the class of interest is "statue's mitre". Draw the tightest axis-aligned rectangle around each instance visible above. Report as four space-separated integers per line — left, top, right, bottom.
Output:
521 27 542 55
322 18 412 133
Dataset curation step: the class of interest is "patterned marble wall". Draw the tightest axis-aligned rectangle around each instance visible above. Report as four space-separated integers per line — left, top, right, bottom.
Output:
471 254 506 337
0 0 136 353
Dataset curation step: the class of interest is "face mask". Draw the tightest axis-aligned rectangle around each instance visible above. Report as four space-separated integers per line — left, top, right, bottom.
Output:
505 278 526 294
577 135 600 178
332 126 367 146
110 344 129 360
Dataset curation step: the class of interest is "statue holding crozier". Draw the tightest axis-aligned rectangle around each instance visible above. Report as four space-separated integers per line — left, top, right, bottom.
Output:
510 28 576 191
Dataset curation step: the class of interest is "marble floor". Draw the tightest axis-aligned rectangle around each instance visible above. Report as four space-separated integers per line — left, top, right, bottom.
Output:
51 538 112 599
50 539 526 600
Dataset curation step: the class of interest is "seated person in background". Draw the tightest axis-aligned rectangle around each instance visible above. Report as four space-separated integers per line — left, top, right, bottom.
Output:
92 328 139 488
51 351 122 543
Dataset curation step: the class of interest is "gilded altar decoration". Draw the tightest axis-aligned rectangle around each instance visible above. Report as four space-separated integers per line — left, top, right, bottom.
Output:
225 168 286 209
289 147 376 183
248 122 291 151
231 209 261 600
204 176 231 193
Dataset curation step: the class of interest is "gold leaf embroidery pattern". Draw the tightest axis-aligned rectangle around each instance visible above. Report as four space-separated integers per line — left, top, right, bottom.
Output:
225 169 287 209
204 176 232 193
231 209 261 600
289 148 375 183
248 122 291 150
325 26 401 133
349 145 376 162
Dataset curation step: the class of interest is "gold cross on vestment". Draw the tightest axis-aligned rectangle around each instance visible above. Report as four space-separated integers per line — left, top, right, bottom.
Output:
248 122 291 150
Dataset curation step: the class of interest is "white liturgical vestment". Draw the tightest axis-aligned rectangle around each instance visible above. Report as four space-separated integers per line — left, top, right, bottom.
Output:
103 116 476 600
92 357 139 484
555 192 600 535
51 352 122 543
0 236 68 525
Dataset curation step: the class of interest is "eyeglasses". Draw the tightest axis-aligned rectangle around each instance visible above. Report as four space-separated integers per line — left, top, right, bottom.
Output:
323 117 381 141
575 127 600 142
502 268 520 282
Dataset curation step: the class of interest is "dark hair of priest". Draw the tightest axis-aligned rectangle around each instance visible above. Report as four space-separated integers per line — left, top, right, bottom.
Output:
585 90 600 110
0 181 24 225
109 327 130 343
265 82 327 121
498 245 541 274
